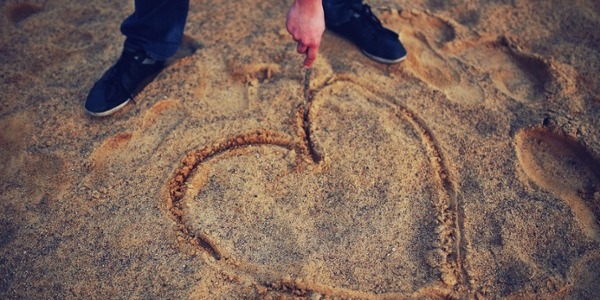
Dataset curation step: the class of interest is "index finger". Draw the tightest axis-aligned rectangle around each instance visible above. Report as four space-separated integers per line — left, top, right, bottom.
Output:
303 45 319 68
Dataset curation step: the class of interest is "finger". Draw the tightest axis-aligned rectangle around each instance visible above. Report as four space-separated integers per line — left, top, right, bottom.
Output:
297 43 308 54
303 45 319 68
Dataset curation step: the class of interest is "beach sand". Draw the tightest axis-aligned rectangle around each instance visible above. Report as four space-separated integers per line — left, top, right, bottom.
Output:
1 0 599 298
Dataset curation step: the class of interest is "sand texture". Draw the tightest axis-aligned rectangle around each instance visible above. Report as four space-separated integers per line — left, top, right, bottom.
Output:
1 0 600 299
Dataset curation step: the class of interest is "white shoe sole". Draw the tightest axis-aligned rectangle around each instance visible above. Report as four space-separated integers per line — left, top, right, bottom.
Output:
362 50 407 64
85 98 131 117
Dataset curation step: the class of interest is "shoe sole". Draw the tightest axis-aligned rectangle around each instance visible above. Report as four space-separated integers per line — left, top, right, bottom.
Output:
85 98 131 117
362 50 407 64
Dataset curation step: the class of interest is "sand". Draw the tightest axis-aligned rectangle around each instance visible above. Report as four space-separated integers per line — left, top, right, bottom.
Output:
1 0 599 298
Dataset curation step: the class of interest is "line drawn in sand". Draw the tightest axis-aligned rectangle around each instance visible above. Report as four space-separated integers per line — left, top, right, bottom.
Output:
165 77 463 298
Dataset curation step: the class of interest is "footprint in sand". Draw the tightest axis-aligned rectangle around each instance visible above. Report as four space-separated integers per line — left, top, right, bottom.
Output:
380 9 553 106
380 9 485 105
166 81 461 298
453 37 552 104
169 34 204 62
53 29 95 52
5 2 42 25
515 127 600 241
566 250 600 298
0 111 70 203
89 99 186 174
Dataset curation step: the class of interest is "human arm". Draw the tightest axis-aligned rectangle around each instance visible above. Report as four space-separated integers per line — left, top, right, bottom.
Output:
285 0 325 68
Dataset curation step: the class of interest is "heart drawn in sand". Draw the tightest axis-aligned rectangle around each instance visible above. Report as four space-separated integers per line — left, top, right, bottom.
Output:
165 80 463 298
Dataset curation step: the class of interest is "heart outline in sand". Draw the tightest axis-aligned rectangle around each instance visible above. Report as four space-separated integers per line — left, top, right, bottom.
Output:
165 78 463 298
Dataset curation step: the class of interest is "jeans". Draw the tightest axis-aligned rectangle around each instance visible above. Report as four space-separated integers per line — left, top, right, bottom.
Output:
121 0 362 60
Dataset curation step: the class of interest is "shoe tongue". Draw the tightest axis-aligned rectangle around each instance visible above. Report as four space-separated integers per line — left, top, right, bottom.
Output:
352 5 382 27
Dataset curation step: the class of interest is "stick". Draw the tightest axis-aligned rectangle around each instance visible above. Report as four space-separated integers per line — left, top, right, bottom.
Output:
303 68 312 107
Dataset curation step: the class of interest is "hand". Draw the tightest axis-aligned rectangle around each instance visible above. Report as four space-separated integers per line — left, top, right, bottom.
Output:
286 0 325 68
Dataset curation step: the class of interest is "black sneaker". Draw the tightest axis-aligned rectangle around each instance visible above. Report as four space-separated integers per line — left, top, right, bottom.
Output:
84 48 165 117
327 4 407 64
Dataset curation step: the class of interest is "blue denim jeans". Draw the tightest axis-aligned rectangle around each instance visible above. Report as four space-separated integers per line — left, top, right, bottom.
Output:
121 0 361 60
121 0 189 61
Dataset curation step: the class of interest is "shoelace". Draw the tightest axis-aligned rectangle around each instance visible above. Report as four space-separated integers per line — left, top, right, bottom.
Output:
101 50 142 96
101 54 129 86
353 4 396 37
359 5 384 30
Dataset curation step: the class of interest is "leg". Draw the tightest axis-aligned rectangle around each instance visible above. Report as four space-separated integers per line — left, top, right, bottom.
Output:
322 0 362 27
121 0 189 61
85 0 190 117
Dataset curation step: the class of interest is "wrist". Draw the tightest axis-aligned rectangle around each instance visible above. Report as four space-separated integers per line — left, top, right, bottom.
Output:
293 0 322 11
